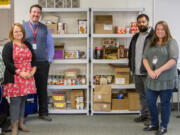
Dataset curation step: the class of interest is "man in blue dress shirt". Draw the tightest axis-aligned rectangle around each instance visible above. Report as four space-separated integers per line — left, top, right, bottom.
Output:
23 4 54 121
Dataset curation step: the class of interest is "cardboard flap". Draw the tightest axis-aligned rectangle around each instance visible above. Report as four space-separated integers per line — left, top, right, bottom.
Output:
94 85 112 94
114 67 130 73
95 15 112 24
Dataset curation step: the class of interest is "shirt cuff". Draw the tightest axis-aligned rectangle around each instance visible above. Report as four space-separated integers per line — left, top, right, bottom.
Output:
15 69 20 75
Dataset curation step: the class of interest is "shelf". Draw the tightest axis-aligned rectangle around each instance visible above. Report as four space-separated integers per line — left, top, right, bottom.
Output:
92 110 139 114
52 34 88 38
92 8 145 12
42 8 89 12
92 34 133 38
48 85 88 90
49 108 88 114
93 84 135 89
52 59 88 64
92 59 128 64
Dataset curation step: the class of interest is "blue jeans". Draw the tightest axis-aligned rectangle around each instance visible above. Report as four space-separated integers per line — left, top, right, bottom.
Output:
146 88 173 129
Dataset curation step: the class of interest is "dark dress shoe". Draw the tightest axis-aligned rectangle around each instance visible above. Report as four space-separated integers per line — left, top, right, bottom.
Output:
155 127 167 135
144 119 151 126
134 116 148 122
144 125 159 131
39 115 52 121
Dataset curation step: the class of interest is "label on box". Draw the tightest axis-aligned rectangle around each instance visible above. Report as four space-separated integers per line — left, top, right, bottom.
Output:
115 78 125 84
103 104 107 108
104 25 112 30
98 95 102 99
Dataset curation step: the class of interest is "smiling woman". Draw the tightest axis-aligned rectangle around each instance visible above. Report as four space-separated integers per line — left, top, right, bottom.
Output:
2 23 37 135
143 21 179 135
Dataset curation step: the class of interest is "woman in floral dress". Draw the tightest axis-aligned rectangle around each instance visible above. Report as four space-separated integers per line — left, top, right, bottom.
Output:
2 23 36 135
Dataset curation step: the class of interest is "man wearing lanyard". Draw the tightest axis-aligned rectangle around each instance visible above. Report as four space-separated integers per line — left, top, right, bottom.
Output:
23 4 54 121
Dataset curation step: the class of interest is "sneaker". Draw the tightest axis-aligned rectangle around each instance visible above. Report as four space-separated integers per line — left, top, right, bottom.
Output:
155 127 167 135
134 116 148 122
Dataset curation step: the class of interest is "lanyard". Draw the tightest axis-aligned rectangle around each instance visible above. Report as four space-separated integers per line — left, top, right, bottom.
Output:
28 21 39 43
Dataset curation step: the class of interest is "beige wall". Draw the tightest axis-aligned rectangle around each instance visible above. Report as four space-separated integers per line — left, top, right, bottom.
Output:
14 0 154 24
14 0 38 23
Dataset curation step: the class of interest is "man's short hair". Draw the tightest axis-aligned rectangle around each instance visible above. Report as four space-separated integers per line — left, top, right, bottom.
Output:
30 4 42 13
137 14 149 22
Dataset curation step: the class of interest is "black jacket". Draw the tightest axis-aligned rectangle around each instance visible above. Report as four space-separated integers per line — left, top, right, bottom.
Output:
128 28 154 74
2 41 36 84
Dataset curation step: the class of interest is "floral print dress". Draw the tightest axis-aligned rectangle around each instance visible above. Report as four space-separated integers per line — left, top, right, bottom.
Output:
3 43 36 97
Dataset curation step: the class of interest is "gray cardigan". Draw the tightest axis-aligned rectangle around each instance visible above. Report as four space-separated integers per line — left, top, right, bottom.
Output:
143 39 179 90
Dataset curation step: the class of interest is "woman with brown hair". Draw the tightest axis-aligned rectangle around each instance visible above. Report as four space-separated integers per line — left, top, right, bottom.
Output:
2 23 36 135
143 21 179 135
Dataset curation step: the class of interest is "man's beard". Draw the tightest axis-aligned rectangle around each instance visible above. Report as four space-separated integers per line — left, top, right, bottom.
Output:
138 26 148 32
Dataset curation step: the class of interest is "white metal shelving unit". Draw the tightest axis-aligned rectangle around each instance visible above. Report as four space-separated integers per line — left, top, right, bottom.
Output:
91 8 144 115
42 8 90 115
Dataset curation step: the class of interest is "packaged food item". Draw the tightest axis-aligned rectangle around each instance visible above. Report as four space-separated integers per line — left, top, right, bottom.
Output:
95 46 103 59
54 102 66 109
76 96 84 110
119 45 124 58
100 75 107 85
64 50 80 59
131 22 138 27
64 69 79 79
124 49 129 58
81 75 86 85
53 92 66 102
115 26 126 34
78 19 87 34
107 75 112 84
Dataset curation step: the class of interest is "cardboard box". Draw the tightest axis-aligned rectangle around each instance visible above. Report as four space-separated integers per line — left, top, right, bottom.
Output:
70 90 84 109
128 91 140 111
114 67 130 85
94 85 111 94
93 103 111 111
95 15 113 34
93 93 111 103
112 98 129 110
46 24 57 34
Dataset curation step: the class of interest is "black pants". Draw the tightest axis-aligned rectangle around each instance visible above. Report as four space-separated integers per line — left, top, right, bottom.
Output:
34 61 50 116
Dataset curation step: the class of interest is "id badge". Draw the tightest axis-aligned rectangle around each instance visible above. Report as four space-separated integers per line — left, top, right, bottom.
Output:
32 43 37 50
152 55 158 65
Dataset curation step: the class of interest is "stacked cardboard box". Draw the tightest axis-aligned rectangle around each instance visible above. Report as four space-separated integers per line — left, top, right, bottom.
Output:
128 90 140 111
111 90 140 111
93 85 112 111
46 24 58 34
70 90 84 109
114 67 130 85
112 92 129 110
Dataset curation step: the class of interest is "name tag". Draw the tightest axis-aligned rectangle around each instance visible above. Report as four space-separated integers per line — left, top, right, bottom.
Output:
152 56 158 65
32 43 37 50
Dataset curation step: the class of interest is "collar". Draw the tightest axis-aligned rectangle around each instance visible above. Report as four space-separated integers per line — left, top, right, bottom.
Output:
29 20 39 25
140 27 151 35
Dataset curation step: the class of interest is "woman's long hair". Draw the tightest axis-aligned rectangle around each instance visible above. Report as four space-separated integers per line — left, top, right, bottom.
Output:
150 21 172 47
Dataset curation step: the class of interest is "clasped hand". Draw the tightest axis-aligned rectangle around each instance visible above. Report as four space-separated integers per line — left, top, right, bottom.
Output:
148 69 161 80
19 72 33 79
